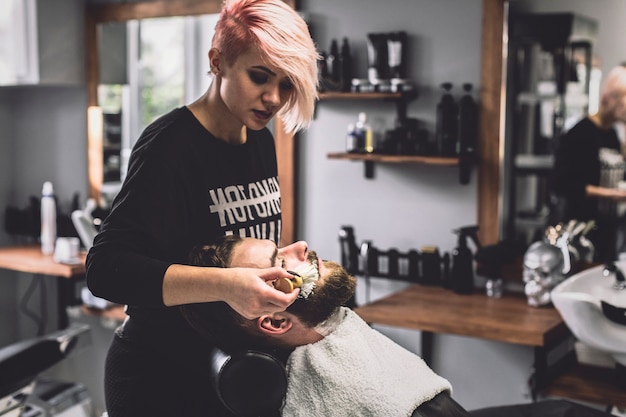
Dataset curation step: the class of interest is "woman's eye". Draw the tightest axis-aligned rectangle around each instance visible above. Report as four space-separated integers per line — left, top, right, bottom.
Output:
280 80 294 91
249 71 268 85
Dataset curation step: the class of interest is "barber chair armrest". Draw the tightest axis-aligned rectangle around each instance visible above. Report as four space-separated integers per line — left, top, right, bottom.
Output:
0 324 90 401
209 347 287 417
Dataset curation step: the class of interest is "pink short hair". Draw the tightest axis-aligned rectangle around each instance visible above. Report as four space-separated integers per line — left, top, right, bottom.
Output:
213 0 320 133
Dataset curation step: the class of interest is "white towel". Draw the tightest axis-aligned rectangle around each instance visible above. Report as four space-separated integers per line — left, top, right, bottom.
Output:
281 307 452 417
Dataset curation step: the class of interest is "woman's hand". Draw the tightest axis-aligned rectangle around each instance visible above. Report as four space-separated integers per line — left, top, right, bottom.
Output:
221 267 300 319
163 264 299 318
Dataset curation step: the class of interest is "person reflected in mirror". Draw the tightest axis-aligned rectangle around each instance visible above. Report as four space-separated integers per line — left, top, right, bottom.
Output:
85 0 320 415
553 64 626 262
181 235 473 417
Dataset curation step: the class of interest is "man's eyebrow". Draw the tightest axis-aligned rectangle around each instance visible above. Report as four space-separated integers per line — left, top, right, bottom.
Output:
251 65 276 77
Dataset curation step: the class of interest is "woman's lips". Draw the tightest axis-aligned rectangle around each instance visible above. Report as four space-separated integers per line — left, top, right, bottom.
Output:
253 109 272 120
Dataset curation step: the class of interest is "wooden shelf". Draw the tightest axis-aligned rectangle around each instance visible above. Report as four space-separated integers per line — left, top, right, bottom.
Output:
319 91 406 100
327 152 460 166
542 363 626 408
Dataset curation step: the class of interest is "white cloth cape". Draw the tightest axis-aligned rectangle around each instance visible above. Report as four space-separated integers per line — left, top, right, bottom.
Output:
281 307 452 416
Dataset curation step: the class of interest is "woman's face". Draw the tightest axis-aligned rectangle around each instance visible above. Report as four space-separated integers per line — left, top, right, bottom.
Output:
217 47 293 131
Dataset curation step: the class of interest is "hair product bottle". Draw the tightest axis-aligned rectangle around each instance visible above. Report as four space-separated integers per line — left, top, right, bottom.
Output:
355 112 374 153
450 226 480 294
327 39 340 85
435 82 458 156
41 181 57 255
457 83 478 184
345 123 357 153
340 37 352 92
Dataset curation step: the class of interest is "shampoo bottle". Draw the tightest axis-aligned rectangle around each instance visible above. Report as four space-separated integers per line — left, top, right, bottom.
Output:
435 82 458 156
327 39 340 85
450 226 480 294
457 83 478 184
340 37 352 92
41 181 57 255
355 112 374 153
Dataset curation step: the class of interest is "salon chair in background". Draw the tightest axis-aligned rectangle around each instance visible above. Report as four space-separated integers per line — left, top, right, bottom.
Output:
0 324 91 416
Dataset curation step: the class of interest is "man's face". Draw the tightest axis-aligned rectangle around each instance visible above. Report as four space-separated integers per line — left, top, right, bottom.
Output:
229 238 330 280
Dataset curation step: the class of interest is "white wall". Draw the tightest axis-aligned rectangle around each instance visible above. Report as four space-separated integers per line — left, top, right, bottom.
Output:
297 0 480 270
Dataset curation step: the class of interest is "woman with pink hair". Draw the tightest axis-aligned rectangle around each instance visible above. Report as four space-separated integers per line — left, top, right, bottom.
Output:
85 1 319 415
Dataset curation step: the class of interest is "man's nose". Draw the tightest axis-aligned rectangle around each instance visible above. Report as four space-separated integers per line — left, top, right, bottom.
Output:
284 240 308 262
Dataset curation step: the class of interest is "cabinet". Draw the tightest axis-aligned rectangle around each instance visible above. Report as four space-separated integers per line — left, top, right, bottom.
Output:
320 92 464 180
502 12 597 245
0 0 84 86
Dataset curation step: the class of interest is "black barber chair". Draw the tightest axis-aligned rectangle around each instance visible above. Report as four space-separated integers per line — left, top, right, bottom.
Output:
209 346 470 417
209 347 287 417
209 348 614 417
0 324 90 416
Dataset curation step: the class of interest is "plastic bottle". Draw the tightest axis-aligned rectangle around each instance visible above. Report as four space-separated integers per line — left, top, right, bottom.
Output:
340 37 352 92
435 82 458 156
457 83 478 184
355 112 374 153
345 123 357 153
40 181 57 255
450 225 480 294
327 39 340 85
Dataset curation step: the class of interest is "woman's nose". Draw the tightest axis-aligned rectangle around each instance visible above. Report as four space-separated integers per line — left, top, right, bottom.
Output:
262 85 281 107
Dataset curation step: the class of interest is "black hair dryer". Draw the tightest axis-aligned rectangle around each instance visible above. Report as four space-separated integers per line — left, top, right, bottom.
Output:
450 225 480 294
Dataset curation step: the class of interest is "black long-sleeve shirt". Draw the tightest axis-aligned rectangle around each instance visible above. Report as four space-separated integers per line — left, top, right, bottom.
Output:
553 117 620 221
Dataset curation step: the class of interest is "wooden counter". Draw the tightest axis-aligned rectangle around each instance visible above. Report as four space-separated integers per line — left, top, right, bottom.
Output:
0 244 86 277
355 284 568 347
0 244 87 328
354 284 626 409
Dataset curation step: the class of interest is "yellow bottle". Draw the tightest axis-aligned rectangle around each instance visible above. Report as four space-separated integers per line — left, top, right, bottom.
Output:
357 112 374 153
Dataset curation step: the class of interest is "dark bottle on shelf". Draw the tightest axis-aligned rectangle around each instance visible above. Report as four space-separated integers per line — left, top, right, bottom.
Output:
435 82 458 156
327 39 341 85
457 83 478 184
340 37 352 92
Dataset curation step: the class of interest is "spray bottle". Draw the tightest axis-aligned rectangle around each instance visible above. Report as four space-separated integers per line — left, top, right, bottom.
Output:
450 225 480 294
40 181 57 255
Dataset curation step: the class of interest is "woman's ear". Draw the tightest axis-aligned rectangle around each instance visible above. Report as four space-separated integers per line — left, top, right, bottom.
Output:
257 313 293 335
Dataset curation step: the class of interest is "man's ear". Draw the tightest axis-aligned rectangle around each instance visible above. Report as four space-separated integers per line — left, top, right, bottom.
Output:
209 48 221 74
257 313 293 335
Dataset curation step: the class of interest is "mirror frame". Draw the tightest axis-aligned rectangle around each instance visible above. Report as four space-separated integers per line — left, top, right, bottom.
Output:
478 0 507 245
86 0 504 247
85 0 297 245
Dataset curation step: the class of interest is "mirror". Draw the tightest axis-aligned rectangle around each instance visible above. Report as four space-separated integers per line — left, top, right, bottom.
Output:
482 0 626 249
86 0 297 245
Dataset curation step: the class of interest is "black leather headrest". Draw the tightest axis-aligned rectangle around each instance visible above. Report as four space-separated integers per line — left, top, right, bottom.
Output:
209 347 287 417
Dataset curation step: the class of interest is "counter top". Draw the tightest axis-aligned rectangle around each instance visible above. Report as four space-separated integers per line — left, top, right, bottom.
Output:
354 284 568 347
0 244 86 278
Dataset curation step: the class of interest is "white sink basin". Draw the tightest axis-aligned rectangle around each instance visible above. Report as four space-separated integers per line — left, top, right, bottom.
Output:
551 261 626 367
